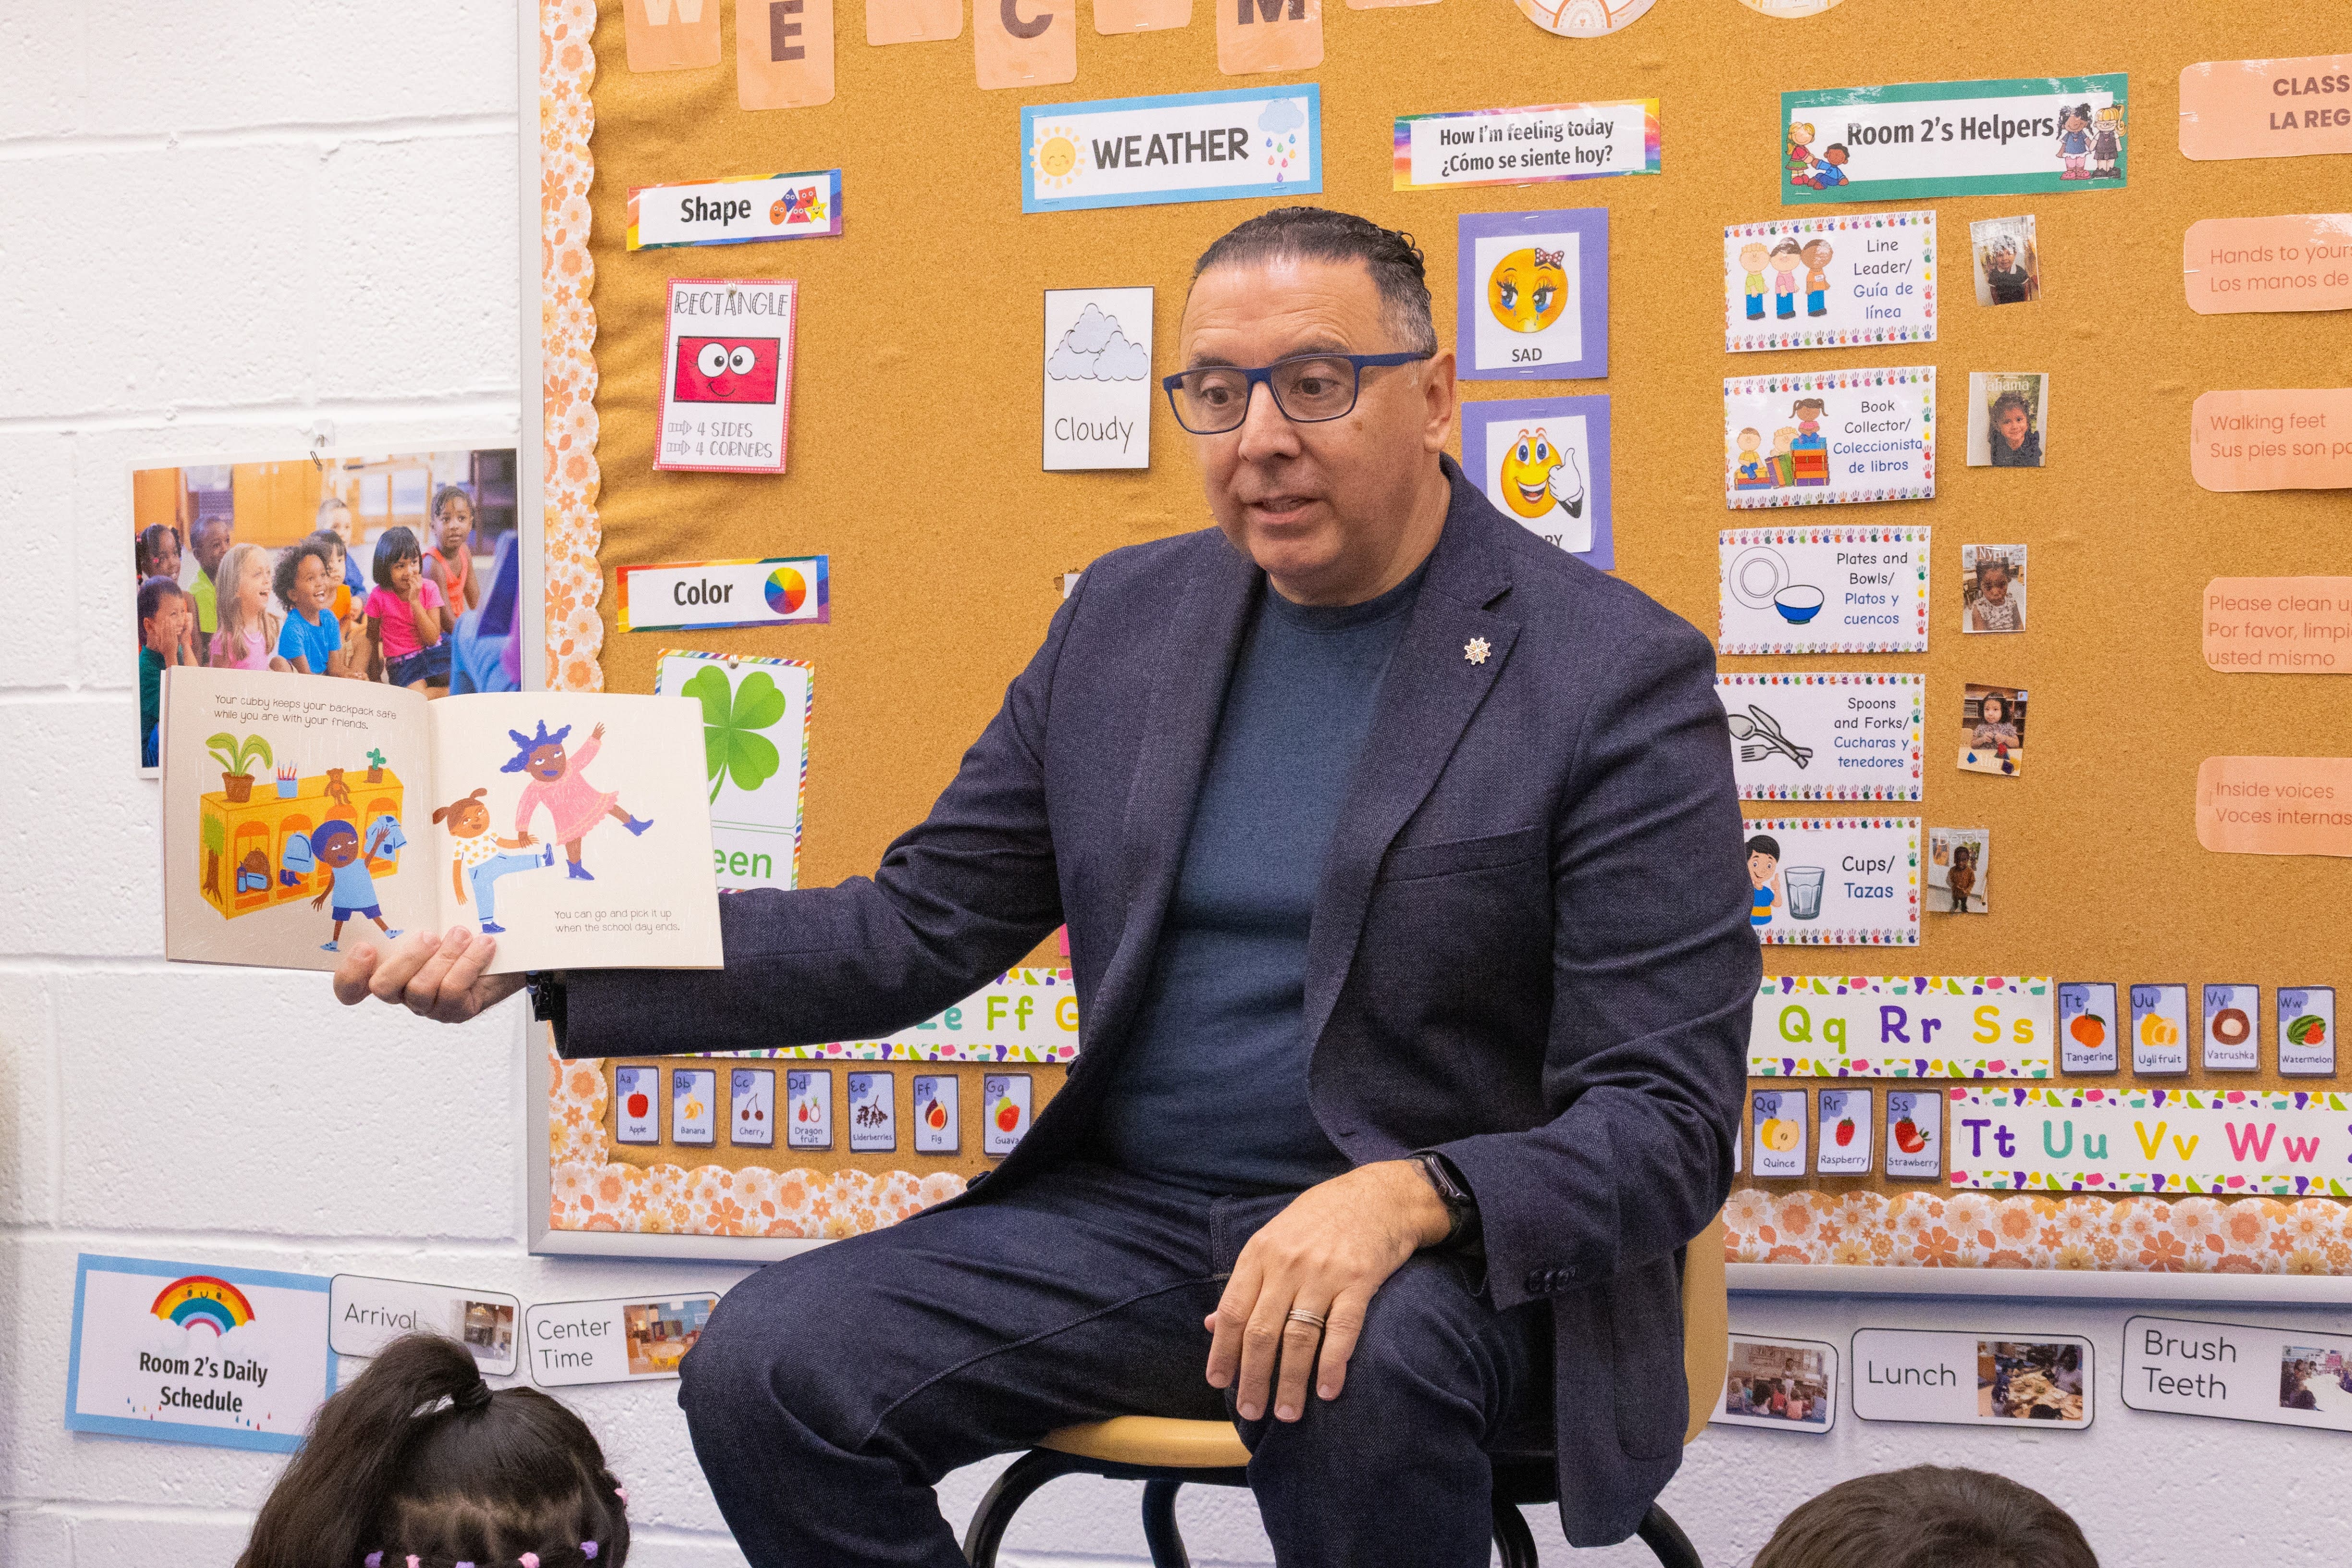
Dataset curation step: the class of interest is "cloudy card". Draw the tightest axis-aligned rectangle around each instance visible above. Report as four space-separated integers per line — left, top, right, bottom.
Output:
1043 287 1152 471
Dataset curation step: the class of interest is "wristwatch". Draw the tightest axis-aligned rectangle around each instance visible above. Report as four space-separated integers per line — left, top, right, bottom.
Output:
524 970 568 1043
1412 1152 1482 1249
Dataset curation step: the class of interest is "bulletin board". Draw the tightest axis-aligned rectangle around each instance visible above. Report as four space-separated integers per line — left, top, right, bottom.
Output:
523 0 2352 1283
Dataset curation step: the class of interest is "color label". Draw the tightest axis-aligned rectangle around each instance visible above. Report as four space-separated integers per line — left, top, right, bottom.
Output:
1394 100 1659 191
618 558 829 633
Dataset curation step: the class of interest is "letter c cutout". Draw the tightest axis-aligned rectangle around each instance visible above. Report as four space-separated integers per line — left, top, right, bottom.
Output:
1001 0 1051 37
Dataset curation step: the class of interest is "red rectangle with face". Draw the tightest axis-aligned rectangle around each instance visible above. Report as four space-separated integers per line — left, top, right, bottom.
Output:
673 337 782 404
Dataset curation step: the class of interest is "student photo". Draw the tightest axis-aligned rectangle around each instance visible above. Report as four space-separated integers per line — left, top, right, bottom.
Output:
1960 683 2028 778
1961 544 2027 633
1967 372 2049 468
1971 215 2041 306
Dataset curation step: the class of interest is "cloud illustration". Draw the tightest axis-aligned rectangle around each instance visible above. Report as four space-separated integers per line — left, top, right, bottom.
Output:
1047 307 1148 380
1257 96 1305 134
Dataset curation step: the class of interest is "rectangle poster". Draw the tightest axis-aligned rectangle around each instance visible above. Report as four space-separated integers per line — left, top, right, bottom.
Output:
1725 211 1935 353
1020 87 1321 215
1394 100 1659 191
1740 816 1919 947
1716 673 1922 802
1751 976 2052 1079
1726 367 1933 509
67 1255 335 1453
656 279 798 474
1719 527 1929 655
1782 75 2127 204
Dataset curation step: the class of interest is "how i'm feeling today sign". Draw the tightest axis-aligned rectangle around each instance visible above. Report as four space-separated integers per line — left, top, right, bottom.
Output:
67 1255 335 1452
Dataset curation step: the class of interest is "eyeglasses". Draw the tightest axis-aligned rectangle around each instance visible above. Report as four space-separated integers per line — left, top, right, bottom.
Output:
1161 351 1434 435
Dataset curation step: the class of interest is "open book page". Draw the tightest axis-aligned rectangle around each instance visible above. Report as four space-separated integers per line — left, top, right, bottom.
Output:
161 669 435 971
424 693 723 973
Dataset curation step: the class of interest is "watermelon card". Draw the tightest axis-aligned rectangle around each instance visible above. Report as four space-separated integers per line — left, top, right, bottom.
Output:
2279 988 2336 1077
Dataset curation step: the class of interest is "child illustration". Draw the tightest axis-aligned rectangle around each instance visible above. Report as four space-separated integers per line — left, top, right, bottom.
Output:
207 542 281 670
2093 104 2122 179
434 787 555 935
1738 241 1770 320
1770 427 1798 486
1769 241 1803 320
1970 558 2024 632
137 576 195 768
1789 398 1830 486
1746 833 1784 930
2057 105 2092 180
1810 145 1850 188
1799 238 1834 317
306 817 401 952
1733 427 1772 489
273 536 350 678
505 719 654 882
1988 390 2042 468
1785 122 1816 186
364 525 454 693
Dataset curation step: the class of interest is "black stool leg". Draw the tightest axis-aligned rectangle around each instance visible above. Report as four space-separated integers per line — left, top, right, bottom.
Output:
1140 1478 1191 1568
1491 1497 1540 1568
962 1450 1084 1568
1636 1502 1704 1568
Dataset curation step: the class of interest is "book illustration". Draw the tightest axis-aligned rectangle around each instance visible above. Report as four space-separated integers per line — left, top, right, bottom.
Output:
196 726 409 941
433 788 556 936
501 720 655 883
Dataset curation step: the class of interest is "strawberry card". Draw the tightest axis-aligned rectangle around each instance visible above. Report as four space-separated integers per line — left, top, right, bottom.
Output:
1884 1090 1940 1179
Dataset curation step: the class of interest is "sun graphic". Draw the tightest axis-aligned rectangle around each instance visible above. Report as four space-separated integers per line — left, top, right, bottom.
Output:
1031 125 1086 191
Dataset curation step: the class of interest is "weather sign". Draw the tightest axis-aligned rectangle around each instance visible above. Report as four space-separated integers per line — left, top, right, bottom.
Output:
1021 86 1321 215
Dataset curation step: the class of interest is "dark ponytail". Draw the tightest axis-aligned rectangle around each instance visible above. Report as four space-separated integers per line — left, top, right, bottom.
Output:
239 1334 628 1568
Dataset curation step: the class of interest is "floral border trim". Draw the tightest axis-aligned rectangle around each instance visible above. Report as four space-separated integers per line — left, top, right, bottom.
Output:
1723 1188 2352 1275
542 0 603 694
1752 973 2051 1078
1945 1086 2352 1197
548 1048 969 1236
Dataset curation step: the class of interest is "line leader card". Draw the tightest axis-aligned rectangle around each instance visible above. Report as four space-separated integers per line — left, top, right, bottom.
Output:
1724 211 1934 353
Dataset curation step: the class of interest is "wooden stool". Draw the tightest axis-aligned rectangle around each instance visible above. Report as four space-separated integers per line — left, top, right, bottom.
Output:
961 1218 1728 1568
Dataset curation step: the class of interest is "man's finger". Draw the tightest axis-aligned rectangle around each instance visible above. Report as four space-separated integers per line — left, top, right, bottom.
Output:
433 931 500 1021
367 929 443 1004
1205 1257 1261 1391
1313 1290 1371 1402
332 943 381 1006
400 926 475 1016
1233 1276 1294 1423
1272 1290 1333 1422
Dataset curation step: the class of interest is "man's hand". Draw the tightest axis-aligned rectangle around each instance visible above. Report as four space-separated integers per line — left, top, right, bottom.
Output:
1204 1159 1452 1423
333 925 526 1023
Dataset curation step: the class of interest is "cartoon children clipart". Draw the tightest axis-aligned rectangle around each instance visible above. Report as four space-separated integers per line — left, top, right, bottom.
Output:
1785 122 1816 186
1769 241 1803 320
1799 238 1834 318
2058 104 2092 179
1746 833 1784 930
306 816 401 952
1789 398 1831 486
2092 104 2122 179
435 787 555 935
1734 427 1772 489
1809 144 1850 188
1739 242 1770 321
504 719 652 882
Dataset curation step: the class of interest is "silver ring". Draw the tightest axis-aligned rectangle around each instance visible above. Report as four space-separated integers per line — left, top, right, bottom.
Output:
1285 1308 1327 1331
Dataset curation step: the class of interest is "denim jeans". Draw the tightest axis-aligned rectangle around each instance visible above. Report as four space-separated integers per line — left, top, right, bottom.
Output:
469 849 547 921
676 1160 1549 1568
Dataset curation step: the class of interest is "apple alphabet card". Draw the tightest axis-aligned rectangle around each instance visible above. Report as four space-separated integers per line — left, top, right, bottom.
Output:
1725 367 1933 508
1724 211 1934 353
1719 527 1929 655
1043 287 1152 471
657 278 798 474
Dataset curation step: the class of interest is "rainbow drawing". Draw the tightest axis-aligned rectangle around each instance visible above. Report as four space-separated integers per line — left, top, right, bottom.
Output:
150 1276 256 1335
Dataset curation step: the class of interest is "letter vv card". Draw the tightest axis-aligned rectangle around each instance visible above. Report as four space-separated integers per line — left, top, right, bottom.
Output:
657 278 798 474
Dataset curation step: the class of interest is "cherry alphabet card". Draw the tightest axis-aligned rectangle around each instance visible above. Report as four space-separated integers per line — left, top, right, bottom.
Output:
657 279 799 474
1724 211 1935 353
1725 367 1933 508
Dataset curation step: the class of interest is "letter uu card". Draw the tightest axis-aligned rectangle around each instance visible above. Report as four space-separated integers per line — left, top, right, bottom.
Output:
1043 288 1152 471
657 278 798 474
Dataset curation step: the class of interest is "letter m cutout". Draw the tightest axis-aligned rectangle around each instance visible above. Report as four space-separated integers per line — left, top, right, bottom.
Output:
1237 0 1304 19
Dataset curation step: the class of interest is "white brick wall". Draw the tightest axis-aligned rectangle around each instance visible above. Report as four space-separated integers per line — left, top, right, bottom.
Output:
6 4 2352 1564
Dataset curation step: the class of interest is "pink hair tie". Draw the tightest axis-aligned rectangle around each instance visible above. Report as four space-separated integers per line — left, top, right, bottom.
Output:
582 1545 599 1560
614 1486 629 1506
520 1557 539 1568
364 1556 382 1568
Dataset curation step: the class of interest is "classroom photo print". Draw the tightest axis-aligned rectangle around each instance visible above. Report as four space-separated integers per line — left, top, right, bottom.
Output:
1927 826 1989 913
1960 544 2027 633
1980 1340 2086 1424
131 450 521 770
1959 683 2027 777
1967 372 2049 468
1720 1337 1835 1430
1970 215 2041 305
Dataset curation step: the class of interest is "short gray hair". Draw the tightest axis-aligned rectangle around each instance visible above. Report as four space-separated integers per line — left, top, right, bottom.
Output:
1193 207 1437 355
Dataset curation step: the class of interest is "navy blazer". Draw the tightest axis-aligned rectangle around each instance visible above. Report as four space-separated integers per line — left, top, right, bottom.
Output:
565 458 1758 1545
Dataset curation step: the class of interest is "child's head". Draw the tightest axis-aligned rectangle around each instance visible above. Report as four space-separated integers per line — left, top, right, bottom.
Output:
138 576 189 652
1788 121 1814 146
374 524 426 593
1823 144 1849 167
1746 833 1781 888
1990 237 2018 270
433 486 476 553
313 819 362 868
1770 240 1802 267
237 1333 629 1568
218 543 272 614
433 788 493 839
1737 427 1761 452
1739 242 1770 272
136 523 183 580
1752 1465 2095 1568
1800 238 1833 268
306 527 350 581
192 515 235 580
1979 559 2012 602
2097 104 2121 125
2065 104 2090 130
1991 392 2033 449
316 494 357 545
1979 692 2009 725
1793 397 1825 423
275 538 338 617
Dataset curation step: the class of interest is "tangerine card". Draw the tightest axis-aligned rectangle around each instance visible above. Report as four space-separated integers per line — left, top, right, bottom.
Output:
2058 982 2119 1074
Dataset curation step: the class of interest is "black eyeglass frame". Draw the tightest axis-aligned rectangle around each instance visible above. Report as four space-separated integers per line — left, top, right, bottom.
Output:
1159 351 1435 434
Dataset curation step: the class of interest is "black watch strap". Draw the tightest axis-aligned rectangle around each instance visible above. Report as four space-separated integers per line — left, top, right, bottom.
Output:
1413 1151 1481 1248
525 970 568 1044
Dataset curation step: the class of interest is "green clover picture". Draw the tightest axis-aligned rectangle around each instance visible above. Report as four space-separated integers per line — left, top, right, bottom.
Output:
683 665 788 803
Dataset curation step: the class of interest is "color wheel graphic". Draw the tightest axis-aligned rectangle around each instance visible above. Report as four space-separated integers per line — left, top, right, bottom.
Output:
150 1275 256 1335
765 566 808 615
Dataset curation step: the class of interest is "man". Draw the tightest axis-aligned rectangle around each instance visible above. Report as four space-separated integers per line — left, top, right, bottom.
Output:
339 208 1755 1566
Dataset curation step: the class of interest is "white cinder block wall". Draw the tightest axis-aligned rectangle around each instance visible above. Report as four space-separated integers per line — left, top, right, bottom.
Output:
6 5 2352 1565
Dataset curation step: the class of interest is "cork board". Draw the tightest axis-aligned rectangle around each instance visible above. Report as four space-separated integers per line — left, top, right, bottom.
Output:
548 0 2352 1257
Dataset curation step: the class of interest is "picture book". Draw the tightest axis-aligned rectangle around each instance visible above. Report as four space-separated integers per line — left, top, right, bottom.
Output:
161 668 723 973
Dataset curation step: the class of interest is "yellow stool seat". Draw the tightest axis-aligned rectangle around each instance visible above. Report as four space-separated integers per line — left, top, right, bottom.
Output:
1041 1415 1251 1469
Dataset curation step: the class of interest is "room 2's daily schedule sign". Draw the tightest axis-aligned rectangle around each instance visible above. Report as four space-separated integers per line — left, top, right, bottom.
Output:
1782 75 2127 203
